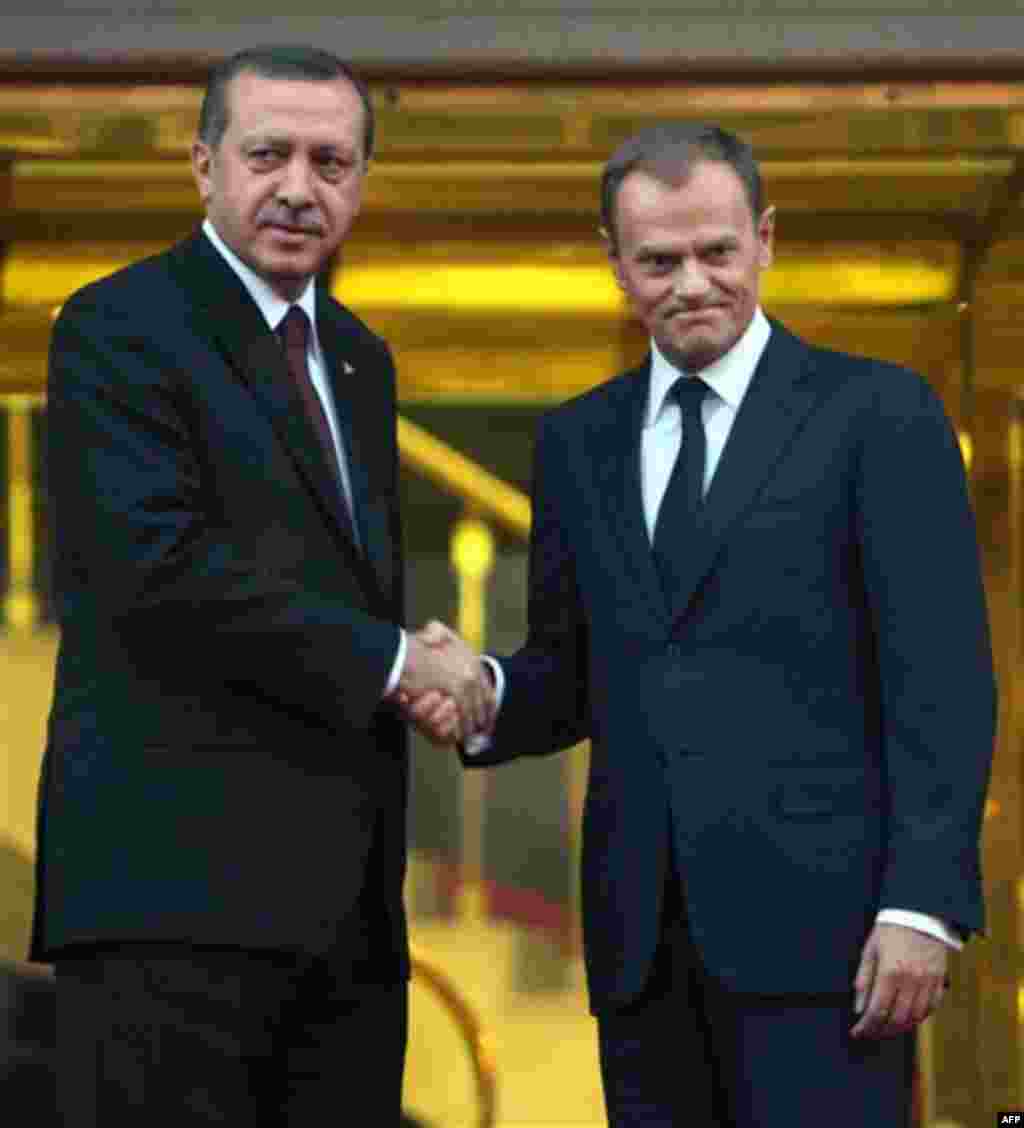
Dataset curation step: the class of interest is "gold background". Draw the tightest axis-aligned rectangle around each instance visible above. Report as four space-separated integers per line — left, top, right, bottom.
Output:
1 71 1022 1127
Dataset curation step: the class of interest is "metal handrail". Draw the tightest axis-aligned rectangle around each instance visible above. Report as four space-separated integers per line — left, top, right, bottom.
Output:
409 945 499 1128
397 414 530 540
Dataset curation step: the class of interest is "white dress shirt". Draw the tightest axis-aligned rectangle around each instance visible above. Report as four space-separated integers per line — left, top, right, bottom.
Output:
202 219 407 697
642 306 770 531
477 306 960 950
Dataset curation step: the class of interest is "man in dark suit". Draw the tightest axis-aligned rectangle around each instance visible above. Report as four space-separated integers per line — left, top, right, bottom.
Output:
414 123 996 1125
33 45 490 1125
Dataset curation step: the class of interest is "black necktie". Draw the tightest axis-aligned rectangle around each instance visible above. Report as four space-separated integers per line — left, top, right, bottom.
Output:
652 376 709 597
279 305 359 545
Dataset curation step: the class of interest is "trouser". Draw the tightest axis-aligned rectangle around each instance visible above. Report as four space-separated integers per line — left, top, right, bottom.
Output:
56 944 408 1126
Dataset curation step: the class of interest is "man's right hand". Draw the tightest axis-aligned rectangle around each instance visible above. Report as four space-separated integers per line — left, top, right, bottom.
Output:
395 621 493 745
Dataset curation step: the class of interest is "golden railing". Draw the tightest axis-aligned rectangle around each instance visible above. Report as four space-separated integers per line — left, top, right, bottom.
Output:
409 945 499 1128
396 416 587 969
397 415 533 925
397 416 530 540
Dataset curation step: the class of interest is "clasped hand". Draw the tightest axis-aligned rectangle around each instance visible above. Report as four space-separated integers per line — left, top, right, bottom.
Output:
393 620 495 746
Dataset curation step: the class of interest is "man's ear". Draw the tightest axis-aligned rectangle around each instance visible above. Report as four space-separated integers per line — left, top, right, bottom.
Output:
191 140 213 204
601 226 626 289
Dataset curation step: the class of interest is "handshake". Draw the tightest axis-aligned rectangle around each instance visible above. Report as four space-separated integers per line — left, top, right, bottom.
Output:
392 620 496 746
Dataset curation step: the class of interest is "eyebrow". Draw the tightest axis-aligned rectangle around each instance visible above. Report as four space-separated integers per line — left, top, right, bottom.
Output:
634 244 680 258
634 235 738 256
242 134 289 149
242 134 355 158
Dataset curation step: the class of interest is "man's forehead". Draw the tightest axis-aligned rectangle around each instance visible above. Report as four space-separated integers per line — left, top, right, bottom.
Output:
226 72 361 121
616 165 756 233
223 80 364 154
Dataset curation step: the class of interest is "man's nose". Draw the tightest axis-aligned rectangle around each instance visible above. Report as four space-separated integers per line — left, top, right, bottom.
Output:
276 158 315 209
672 259 710 300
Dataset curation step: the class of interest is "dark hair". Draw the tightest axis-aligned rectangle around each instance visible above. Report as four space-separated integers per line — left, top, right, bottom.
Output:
198 45 375 160
600 123 763 252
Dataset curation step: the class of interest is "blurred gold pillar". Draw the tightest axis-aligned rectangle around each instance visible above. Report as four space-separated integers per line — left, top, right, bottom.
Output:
2 394 40 632
925 385 1022 1127
450 513 496 923
565 738 590 979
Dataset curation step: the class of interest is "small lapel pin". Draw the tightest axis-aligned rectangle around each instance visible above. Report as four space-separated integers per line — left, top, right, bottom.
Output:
342 361 355 375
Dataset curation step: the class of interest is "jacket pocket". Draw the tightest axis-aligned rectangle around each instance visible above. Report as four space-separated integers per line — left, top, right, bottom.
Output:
776 766 868 818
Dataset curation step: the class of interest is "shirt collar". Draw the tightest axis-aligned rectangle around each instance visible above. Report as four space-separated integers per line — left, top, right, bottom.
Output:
202 218 319 350
645 306 771 428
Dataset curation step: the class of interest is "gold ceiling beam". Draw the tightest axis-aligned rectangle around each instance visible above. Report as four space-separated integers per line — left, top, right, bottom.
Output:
6 154 1015 219
1 241 959 313
10 154 1015 186
1 76 1024 122
334 256 957 314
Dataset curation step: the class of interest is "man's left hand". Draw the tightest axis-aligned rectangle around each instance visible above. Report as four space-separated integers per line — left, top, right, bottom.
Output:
851 922 949 1038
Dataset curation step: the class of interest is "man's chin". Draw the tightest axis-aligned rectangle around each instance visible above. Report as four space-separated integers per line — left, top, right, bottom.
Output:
255 240 325 276
260 260 317 301
658 331 724 374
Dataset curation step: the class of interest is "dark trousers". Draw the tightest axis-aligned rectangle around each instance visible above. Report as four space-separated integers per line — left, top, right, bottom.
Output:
596 877 914 1128
55 945 408 1126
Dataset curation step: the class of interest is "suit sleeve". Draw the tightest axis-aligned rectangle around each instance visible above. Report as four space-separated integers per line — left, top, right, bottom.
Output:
462 414 590 768
857 370 996 933
48 292 400 735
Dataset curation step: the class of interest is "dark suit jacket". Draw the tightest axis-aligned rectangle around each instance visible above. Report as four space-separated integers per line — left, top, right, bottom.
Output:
465 320 996 1012
32 231 409 987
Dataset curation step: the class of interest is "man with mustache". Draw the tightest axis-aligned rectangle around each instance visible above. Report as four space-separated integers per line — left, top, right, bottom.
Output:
33 45 490 1125
415 123 996 1126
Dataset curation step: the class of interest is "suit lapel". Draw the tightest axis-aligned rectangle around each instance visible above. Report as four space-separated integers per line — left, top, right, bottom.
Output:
665 321 821 626
590 360 671 627
170 233 369 577
317 296 395 601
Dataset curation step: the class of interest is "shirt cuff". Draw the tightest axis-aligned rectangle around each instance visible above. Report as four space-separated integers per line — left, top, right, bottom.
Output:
382 628 407 700
876 908 964 951
464 655 505 757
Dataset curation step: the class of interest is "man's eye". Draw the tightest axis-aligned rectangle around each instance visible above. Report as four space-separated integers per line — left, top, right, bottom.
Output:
319 156 353 180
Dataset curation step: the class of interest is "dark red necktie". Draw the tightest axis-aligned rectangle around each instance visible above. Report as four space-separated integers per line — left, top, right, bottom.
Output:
280 306 339 472
279 305 358 543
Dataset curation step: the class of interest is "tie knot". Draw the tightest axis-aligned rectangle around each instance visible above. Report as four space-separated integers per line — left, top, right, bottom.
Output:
280 305 310 351
668 376 708 420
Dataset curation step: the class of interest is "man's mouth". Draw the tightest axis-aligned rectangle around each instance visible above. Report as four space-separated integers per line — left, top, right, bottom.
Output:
264 222 319 237
665 307 718 323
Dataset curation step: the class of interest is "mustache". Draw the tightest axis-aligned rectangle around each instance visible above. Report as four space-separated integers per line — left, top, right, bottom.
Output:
256 209 324 235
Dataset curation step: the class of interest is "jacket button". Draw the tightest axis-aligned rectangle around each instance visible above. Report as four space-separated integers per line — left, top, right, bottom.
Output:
667 642 681 660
